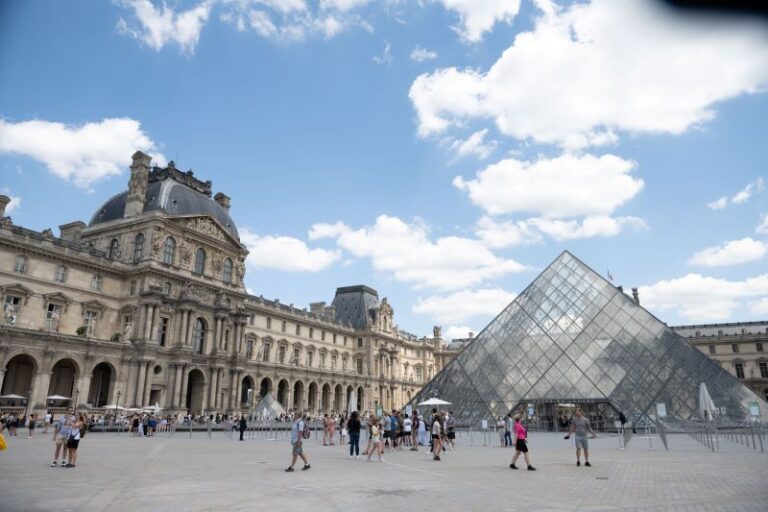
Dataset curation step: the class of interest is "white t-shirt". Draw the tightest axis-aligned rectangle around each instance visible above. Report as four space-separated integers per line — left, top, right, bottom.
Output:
432 420 441 435
45 413 52 424
403 418 412 432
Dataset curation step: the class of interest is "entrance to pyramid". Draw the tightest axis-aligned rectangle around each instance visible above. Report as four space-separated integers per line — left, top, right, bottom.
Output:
510 400 620 432
409 251 768 428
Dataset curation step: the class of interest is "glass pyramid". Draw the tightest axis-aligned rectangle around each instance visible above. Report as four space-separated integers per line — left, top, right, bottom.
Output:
411 251 768 425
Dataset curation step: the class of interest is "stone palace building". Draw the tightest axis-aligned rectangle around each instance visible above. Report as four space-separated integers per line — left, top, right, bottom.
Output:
0 152 460 417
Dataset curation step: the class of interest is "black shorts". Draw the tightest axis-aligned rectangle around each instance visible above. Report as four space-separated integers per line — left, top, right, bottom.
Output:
515 439 528 453
447 432 456 439
67 438 80 450
431 434 440 439
383 431 391 438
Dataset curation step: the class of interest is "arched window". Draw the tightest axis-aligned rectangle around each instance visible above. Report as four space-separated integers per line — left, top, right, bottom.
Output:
222 258 233 284
108 239 120 260
133 233 145 263
194 248 206 274
192 318 206 354
163 237 175 265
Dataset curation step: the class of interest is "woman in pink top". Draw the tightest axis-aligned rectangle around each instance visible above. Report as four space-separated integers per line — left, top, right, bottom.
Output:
509 415 536 471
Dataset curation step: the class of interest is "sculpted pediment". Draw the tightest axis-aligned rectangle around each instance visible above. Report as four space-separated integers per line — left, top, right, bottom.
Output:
171 216 241 247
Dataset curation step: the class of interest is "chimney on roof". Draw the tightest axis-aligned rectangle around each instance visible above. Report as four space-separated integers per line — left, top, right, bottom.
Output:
0 195 10 218
632 287 640 304
59 221 86 242
125 151 152 218
617 285 624 293
469 332 475 339
214 192 231 212
309 302 326 315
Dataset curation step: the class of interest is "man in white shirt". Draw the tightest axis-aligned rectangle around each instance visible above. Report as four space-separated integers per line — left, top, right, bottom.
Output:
402 414 413 447
286 412 310 472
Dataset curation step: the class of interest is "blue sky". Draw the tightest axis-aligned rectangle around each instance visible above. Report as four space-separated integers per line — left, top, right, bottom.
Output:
1 0 767 339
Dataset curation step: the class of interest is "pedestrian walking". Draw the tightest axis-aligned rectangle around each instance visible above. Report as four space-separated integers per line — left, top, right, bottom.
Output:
504 413 513 447
347 411 361 458
497 416 506 447
366 415 384 462
509 415 536 471
50 409 73 467
564 407 597 467
27 413 36 438
445 411 456 450
239 415 247 441
43 412 52 435
285 411 310 472
431 413 443 461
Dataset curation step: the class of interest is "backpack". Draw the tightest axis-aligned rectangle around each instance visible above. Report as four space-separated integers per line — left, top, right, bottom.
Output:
302 421 311 439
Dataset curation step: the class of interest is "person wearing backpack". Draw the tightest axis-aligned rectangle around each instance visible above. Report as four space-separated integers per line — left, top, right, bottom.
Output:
347 411 361 458
286 411 310 472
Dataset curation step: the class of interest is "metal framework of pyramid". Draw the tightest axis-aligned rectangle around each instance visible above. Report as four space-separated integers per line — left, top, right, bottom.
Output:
411 251 768 425
252 393 286 420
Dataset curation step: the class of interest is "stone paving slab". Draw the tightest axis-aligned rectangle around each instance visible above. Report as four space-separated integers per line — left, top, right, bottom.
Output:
0 431 765 512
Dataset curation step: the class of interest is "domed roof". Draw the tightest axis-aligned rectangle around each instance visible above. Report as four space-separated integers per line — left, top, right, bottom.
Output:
89 169 239 240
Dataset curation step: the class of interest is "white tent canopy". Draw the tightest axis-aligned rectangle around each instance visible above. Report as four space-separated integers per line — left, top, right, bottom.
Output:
418 398 451 406
0 394 27 400
699 382 716 421
47 395 71 401
102 405 126 410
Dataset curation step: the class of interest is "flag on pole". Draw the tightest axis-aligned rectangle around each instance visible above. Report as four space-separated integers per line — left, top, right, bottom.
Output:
607 269 614 282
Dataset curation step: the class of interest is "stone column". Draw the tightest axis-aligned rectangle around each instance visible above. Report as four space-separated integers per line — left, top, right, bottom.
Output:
212 318 221 353
30 371 52 410
76 368 92 407
230 370 239 410
167 364 176 409
149 306 160 343
143 361 153 406
179 366 189 410
0 368 6 395
208 367 217 410
177 310 188 346
123 361 136 407
135 361 147 407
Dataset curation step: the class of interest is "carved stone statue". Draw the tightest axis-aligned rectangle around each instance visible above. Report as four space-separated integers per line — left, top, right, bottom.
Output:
179 240 192 265
433 325 442 339
151 228 162 257
123 319 133 340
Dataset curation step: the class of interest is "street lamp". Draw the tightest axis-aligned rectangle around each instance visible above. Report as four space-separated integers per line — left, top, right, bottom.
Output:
114 390 122 426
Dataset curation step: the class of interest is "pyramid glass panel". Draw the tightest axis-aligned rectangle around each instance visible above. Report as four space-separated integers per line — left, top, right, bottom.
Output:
409 251 768 426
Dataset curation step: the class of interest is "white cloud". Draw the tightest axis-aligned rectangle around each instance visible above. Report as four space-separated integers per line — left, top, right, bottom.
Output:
410 0 768 148
450 129 496 160
0 188 21 215
709 178 765 210
0 118 164 189
433 0 522 43
117 0 213 55
688 237 768 267
444 325 476 340
308 221 350 240
453 153 643 218
528 215 647 241
316 214 530 290
320 0 370 12
749 298 768 316
410 46 437 63
373 40 392 65
413 288 516 324
640 273 768 322
475 216 542 248
757 214 768 235
240 227 341 272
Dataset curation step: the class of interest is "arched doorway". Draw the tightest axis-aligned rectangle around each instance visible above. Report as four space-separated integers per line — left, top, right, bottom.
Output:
1 354 36 397
48 359 77 399
293 381 304 411
186 369 206 415
334 384 343 413
277 379 289 408
259 377 272 399
357 386 364 412
321 383 331 412
241 376 254 406
87 362 112 407
308 382 318 412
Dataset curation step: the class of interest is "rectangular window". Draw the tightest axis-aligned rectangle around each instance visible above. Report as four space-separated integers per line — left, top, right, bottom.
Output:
322 331 326 341
14 255 27 273
757 342 764 353
358 338 363 348
356 359 363 374
343 336 347 346
54 266 67 283
331 354 337 369
84 310 98 336
266 317 272 329
91 274 102 291
735 362 745 379
281 320 286 333
732 344 739 353
246 340 254 359
760 362 768 379
3 295 21 326
45 303 62 331
333 333 337 344
129 280 137 295
708 345 716 354
415 367 423 382
320 352 326 368
309 327 314 339
159 317 169 347
249 315 254 326
295 324 301 335
278 346 286 364
262 342 270 362
293 348 300 364
308 351 314 367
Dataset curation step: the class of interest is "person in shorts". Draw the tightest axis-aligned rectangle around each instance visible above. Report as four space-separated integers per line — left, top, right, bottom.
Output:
286 411 310 472
445 411 456 450
564 408 596 467
51 409 73 467
65 413 85 468
509 415 536 471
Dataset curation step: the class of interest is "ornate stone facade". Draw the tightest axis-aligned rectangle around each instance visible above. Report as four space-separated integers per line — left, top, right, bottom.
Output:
0 153 458 416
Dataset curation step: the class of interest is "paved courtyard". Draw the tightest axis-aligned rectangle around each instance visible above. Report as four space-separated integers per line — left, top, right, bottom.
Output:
0 429 766 512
